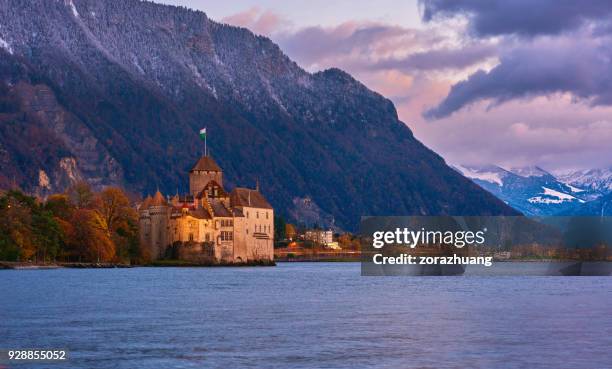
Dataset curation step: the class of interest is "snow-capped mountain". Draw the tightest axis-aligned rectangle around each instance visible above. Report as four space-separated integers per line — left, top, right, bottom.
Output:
555 168 612 196
453 165 596 216
508 166 549 178
560 192 612 216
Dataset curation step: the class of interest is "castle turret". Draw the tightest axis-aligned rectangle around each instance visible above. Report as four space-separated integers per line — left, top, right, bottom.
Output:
149 190 170 259
189 156 223 196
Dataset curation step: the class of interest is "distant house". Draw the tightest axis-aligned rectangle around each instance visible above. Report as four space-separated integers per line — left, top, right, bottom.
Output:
303 229 334 246
493 251 511 260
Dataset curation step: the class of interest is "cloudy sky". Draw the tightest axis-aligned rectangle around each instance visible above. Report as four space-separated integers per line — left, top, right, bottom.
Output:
158 0 612 172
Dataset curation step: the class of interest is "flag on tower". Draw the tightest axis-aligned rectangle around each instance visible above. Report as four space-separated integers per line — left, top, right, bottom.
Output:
199 128 207 140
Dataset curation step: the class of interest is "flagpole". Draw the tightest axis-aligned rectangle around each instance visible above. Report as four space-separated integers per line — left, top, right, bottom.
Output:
200 127 207 156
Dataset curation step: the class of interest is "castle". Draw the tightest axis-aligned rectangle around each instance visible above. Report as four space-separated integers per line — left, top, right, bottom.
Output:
138 155 274 264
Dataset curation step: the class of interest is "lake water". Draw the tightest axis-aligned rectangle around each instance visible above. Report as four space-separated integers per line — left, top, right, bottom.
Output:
1 263 611 369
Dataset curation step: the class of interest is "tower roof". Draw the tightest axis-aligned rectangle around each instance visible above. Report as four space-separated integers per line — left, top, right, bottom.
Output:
151 190 167 206
190 156 222 172
141 195 153 209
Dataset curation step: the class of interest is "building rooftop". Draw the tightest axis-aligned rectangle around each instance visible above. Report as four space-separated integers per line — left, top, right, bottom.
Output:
230 188 273 209
141 195 153 209
150 190 167 206
190 155 222 172
189 208 212 220
209 199 232 217
196 180 228 199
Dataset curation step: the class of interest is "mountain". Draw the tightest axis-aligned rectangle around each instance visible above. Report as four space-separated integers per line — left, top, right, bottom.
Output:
0 0 517 230
453 165 594 216
559 192 612 216
555 168 612 196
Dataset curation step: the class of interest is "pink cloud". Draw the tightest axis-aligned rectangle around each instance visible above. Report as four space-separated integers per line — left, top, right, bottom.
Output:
411 96 612 170
220 6 612 171
221 7 290 37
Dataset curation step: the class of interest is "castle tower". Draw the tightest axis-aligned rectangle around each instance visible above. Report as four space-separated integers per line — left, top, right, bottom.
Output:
149 190 170 259
189 155 223 196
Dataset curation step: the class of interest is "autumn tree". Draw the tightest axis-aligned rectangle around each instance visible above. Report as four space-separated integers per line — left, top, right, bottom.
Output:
63 208 115 262
67 181 94 209
0 191 35 261
93 187 136 235
0 185 140 264
0 190 61 262
91 187 139 262
45 194 74 220
285 223 297 240
338 233 361 251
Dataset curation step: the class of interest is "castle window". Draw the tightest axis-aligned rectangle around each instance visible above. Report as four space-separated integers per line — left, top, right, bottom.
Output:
206 233 210 242
220 231 233 241
266 212 269 219
256 211 259 219
189 233 194 242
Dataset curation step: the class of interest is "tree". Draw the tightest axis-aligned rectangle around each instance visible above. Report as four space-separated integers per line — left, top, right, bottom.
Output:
93 187 136 234
0 186 139 264
285 223 297 240
67 181 94 209
45 194 74 220
0 190 63 262
0 191 36 261
64 208 115 262
274 215 286 241
92 187 139 262
338 233 360 251
31 209 62 263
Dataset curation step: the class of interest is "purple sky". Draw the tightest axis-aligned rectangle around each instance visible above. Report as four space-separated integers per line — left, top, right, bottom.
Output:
157 0 612 172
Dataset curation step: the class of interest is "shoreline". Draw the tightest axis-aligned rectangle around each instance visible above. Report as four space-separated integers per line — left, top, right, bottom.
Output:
0 260 276 269
2 259 608 269
0 262 134 270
